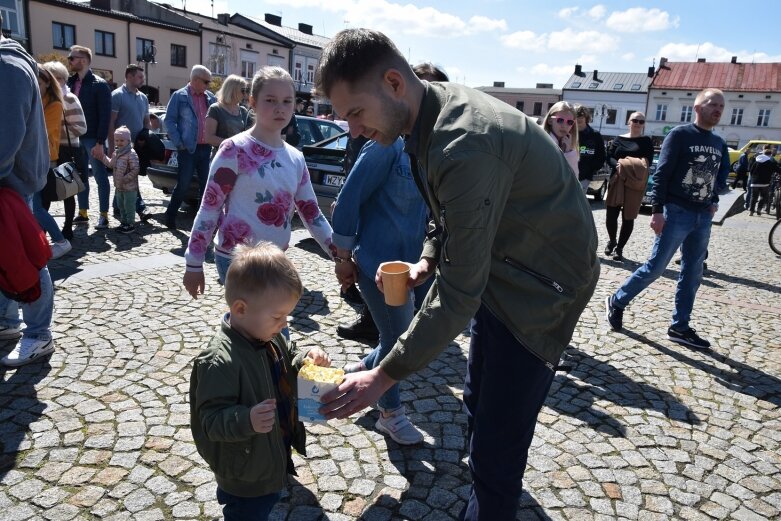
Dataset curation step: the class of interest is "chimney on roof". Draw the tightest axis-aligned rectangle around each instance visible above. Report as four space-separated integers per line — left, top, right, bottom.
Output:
536 83 553 88
575 64 583 76
264 13 282 26
90 0 111 11
298 23 313 35
731 56 738 64
592 70 599 81
493 81 505 88
697 58 706 63
647 66 654 77
217 13 229 25
659 57 669 70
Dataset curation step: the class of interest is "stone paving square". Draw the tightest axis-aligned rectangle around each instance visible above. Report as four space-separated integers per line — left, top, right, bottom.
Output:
0 178 779 520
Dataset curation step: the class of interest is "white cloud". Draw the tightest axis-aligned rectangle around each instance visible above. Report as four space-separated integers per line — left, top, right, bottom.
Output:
260 0 505 38
606 8 680 32
557 6 579 18
547 29 619 53
587 5 606 20
622 52 636 61
658 42 781 63
501 30 546 51
531 63 574 76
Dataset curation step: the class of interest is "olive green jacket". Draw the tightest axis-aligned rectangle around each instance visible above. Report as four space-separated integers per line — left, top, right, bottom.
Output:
380 82 600 378
189 317 307 497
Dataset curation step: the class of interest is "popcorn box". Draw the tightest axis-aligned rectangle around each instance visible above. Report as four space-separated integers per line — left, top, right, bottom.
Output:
297 361 344 423
297 377 340 423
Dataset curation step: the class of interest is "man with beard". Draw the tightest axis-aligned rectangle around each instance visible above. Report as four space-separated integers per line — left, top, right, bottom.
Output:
315 29 599 521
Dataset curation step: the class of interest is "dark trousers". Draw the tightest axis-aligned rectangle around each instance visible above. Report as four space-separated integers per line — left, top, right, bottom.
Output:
749 186 770 214
216 487 280 521
166 144 210 216
605 205 635 248
460 305 556 521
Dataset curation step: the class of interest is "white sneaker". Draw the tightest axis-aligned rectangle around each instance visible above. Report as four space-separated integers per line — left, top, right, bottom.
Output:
375 406 423 445
0 326 22 340
50 240 72 260
1 337 54 367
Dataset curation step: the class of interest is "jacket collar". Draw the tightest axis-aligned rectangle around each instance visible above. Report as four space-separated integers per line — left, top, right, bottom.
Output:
405 81 443 160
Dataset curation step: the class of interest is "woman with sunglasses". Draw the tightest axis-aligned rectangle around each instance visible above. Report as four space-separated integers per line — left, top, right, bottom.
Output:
204 74 254 155
604 112 654 261
542 101 580 177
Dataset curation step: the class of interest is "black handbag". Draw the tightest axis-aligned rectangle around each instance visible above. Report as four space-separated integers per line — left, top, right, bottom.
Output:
43 112 85 201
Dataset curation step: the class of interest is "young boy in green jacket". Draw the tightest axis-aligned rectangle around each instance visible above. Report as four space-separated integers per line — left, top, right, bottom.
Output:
189 242 331 520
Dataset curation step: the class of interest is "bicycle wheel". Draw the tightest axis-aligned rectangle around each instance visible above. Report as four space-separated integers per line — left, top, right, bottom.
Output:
770 219 781 256
775 188 781 220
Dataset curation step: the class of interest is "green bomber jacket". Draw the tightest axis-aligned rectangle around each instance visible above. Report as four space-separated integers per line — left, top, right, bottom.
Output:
381 82 600 377
189 316 308 497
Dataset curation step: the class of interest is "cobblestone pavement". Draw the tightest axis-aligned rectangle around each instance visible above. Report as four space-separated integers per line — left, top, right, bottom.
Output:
1 178 779 521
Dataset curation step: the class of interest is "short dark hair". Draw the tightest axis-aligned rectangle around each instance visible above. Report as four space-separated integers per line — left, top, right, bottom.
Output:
125 64 143 77
316 28 410 98
412 62 449 82
574 104 591 122
69 45 92 62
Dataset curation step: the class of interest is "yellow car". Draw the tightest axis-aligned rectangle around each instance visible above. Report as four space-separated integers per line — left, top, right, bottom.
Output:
729 140 781 171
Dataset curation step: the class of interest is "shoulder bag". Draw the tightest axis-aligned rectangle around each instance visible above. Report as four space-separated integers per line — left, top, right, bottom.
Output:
43 111 86 201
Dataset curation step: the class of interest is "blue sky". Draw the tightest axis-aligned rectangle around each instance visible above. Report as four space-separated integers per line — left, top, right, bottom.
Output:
178 0 781 88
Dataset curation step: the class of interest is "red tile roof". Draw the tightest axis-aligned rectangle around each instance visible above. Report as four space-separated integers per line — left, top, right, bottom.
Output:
651 61 781 92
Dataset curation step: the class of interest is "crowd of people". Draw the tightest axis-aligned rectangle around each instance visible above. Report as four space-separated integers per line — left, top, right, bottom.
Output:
1 19 744 521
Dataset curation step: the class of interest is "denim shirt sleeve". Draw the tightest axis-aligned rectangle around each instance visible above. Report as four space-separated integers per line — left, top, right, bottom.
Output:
165 91 184 150
331 140 398 251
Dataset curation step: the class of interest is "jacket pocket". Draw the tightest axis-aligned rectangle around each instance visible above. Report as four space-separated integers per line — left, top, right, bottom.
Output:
221 437 275 483
441 199 489 265
504 256 565 294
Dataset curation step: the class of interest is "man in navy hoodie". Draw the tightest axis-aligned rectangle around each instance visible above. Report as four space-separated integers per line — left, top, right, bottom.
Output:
606 88 729 350
0 18 56 366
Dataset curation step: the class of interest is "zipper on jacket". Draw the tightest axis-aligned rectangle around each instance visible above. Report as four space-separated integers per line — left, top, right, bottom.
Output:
504 257 564 293
482 301 556 372
260 349 288 465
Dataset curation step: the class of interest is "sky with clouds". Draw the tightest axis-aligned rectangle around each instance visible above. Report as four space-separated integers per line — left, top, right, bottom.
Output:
172 0 781 88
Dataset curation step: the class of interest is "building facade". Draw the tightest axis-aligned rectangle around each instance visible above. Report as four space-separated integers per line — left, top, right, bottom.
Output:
562 67 653 140
475 83 561 123
647 58 781 148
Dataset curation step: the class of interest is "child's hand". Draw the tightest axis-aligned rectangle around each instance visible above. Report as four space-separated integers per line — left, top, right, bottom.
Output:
306 348 331 367
183 271 206 299
250 399 277 433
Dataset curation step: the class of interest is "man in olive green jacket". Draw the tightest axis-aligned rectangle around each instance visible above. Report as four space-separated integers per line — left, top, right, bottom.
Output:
318 29 599 520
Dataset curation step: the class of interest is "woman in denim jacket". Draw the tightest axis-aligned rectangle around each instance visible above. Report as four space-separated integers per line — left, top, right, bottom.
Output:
331 137 431 445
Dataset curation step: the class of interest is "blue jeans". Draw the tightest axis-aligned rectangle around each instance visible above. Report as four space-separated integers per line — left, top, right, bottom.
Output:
166 144 210 216
77 137 110 213
216 487 280 521
0 196 54 340
613 202 712 330
356 270 417 411
460 304 555 521
32 190 64 242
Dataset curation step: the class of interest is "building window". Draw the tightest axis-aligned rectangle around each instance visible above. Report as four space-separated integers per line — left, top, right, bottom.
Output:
240 49 256 79
171 44 186 67
306 63 315 85
533 102 543 116
136 37 155 62
613 83 624 90
730 108 743 126
1 0 20 35
52 22 75 50
680 105 693 123
209 43 229 75
515 101 524 113
757 109 771 127
293 60 303 82
630 84 641 91
571 81 581 88
589 82 599 89
655 104 668 121
606 109 617 125
95 30 115 57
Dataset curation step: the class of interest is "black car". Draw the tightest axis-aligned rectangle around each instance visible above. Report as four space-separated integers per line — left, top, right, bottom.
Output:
303 131 350 217
586 163 610 201
147 115 344 204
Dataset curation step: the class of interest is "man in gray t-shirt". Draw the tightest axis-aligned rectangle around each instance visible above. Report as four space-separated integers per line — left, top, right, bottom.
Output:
109 64 151 219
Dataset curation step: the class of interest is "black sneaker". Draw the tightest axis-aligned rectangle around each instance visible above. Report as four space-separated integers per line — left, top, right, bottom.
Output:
667 327 710 350
336 307 379 343
605 295 624 331
138 209 152 222
73 215 89 226
604 240 616 256
612 247 624 262
119 224 135 234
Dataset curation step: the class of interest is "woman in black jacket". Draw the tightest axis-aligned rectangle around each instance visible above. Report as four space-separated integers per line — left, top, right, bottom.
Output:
575 105 606 195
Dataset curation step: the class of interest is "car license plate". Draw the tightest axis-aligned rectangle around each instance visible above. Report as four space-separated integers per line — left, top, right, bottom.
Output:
323 174 344 187
168 151 178 167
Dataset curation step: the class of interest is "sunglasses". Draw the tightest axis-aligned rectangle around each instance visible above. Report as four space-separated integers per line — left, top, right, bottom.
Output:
67 56 83 61
630 118 645 124
551 117 575 126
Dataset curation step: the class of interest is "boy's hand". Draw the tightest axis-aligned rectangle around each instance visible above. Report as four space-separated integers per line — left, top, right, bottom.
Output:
306 348 331 367
250 399 277 433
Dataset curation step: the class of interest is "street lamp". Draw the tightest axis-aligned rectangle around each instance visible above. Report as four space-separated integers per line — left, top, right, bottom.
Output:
597 104 607 132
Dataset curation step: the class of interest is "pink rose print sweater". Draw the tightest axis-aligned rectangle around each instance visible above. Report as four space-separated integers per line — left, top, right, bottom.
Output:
184 131 333 272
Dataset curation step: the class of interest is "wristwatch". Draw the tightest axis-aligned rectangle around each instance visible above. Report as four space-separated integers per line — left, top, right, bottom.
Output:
333 256 351 264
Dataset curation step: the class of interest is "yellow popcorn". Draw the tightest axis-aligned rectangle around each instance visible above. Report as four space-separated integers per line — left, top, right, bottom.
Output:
299 358 344 384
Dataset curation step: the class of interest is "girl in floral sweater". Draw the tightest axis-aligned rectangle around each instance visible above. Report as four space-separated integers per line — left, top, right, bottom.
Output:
183 66 335 298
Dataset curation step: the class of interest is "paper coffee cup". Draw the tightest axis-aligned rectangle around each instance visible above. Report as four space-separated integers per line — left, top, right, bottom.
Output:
380 261 410 306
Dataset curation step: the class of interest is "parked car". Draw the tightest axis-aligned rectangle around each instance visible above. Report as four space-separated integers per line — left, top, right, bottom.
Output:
727 140 781 184
303 131 350 217
641 154 660 209
586 163 610 201
146 114 344 204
